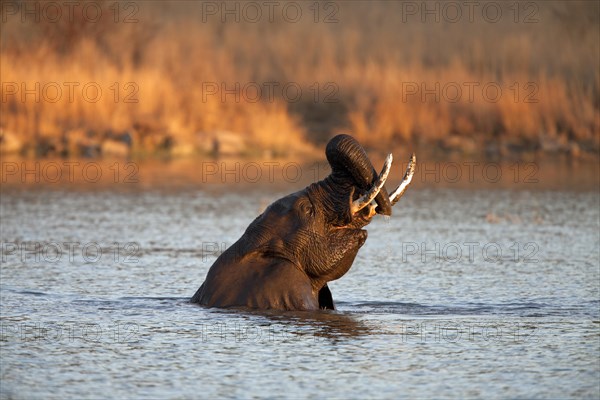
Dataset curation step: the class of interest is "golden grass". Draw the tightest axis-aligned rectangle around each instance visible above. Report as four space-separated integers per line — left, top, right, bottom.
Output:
1 0 598 158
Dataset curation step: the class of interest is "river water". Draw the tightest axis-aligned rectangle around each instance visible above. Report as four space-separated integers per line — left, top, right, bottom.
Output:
1 161 599 399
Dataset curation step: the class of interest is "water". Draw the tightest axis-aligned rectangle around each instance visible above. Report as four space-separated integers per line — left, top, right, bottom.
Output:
1 185 599 399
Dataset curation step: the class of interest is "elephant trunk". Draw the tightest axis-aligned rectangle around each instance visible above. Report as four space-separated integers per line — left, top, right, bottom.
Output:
325 134 392 216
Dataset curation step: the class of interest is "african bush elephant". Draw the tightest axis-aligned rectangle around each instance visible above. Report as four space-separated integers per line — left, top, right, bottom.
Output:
191 134 416 311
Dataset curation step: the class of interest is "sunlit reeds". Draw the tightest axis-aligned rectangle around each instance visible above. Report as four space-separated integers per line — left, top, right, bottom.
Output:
1 1 598 158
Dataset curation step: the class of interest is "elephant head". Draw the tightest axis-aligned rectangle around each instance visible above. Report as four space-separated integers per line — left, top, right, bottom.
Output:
191 134 416 311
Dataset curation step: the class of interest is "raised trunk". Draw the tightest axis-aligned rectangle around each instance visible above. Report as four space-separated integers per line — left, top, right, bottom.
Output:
325 134 392 216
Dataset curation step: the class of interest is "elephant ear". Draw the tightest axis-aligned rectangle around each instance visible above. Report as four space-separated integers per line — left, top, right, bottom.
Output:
326 134 392 216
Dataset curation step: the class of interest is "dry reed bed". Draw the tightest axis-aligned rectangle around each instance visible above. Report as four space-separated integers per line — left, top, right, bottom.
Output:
1 1 598 158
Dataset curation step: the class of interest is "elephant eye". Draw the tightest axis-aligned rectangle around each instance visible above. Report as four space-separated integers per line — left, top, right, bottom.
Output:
300 201 313 216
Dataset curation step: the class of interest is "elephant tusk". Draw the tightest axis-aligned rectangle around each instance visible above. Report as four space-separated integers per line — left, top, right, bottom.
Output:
389 153 416 206
351 154 393 214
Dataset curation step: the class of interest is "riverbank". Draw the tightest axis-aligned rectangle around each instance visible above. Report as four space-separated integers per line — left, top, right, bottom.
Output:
1 154 597 192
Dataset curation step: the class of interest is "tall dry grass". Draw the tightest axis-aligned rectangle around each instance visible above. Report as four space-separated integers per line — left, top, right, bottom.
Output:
0 0 598 158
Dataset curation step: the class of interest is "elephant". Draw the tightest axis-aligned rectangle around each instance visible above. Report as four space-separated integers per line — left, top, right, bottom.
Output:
191 134 416 311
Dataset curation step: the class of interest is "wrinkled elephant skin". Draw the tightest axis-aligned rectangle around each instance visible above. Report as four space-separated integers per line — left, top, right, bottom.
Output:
191 134 416 311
